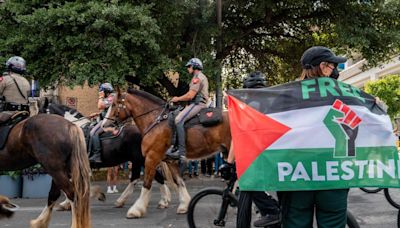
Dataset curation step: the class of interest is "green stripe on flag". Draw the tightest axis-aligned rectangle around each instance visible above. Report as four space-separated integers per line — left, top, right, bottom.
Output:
239 146 400 191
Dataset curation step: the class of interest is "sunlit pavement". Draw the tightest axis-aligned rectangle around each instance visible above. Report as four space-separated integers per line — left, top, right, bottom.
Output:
2 177 399 227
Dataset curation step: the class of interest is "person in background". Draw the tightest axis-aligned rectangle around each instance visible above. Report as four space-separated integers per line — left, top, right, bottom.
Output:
188 160 199 178
214 152 224 177
107 165 119 194
225 71 281 228
88 83 114 164
200 157 213 177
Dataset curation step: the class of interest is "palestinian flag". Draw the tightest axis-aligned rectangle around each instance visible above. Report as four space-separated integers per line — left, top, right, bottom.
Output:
227 78 398 191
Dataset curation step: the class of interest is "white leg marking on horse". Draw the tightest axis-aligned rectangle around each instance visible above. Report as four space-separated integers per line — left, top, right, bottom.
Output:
126 187 151 218
158 184 171 209
70 200 77 228
176 178 191 214
30 204 54 228
115 181 136 208
56 198 71 211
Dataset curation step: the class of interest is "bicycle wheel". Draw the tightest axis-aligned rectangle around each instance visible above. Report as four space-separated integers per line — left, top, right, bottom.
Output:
346 210 360 228
384 188 400 209
187 188 238 228
359 187 383 193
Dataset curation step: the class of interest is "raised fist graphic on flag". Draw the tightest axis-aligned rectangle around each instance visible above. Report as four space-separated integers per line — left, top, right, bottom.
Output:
323 99 362 157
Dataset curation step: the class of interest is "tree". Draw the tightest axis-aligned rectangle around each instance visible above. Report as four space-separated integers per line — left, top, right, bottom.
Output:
1 0 400 95
365 75 400 119
0 1 161 87
219 0 400 86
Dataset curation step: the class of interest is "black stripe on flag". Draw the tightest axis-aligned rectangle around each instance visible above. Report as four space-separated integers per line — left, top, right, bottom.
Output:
227 78 386 115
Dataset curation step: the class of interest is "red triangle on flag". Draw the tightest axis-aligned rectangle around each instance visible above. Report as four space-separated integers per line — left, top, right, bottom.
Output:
227 95 291 179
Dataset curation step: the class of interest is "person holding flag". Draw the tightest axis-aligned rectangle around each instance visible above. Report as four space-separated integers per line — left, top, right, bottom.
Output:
227 46 398 228
281 46 349 227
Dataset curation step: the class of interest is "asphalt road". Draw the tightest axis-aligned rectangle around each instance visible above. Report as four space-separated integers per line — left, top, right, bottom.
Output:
2 176 400 227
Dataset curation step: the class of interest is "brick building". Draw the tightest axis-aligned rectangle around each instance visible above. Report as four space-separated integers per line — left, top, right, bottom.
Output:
42 82 99 116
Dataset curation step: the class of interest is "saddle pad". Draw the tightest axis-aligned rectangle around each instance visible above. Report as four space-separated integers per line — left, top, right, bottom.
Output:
198 108 222 127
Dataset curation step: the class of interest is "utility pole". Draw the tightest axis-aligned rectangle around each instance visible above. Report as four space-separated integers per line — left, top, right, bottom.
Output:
215 0 223 108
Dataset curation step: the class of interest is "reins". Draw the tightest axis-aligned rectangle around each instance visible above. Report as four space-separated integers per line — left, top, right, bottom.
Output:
113 93 170 136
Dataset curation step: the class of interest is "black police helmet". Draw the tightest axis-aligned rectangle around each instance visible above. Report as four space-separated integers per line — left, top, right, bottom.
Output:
243 71 267 88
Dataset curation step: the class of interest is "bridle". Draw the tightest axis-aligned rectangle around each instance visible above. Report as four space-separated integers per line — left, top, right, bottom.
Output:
110 93 169 135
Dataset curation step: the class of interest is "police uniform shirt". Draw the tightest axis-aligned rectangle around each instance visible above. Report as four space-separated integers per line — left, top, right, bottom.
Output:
101 93 115 109
0 72 30 104
189 72 209 103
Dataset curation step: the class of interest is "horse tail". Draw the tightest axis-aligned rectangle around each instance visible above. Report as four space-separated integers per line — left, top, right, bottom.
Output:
69 125 91 228
159 162 178 192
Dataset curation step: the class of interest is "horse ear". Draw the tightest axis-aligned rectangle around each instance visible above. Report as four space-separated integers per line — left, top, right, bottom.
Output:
116 86 121 96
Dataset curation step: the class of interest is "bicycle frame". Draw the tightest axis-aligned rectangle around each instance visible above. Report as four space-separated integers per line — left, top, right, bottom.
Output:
214 170 238 226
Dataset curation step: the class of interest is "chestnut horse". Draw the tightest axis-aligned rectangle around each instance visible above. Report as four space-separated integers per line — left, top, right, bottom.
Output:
40 102 171 211
103 89 231 218
0 114 91 228
0 195 18 219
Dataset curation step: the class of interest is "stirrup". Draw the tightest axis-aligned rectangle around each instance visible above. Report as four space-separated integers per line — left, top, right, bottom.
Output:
89 155 102 164
166 151 180 160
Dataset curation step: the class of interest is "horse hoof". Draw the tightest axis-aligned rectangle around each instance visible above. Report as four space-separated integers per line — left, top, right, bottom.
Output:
157 198 169 209
158 203 168 209
126 211 144 219
98 193 106 202
176 207 188 214
55 205 71 211
114 201 124 208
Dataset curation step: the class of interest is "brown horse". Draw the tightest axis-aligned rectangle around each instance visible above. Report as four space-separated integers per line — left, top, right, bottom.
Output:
0 114 91 228
103 89 231 218
40 102 171 211
0 195 18 219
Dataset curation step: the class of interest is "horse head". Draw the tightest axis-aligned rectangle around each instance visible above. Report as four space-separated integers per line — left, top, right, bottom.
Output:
103 88 167 134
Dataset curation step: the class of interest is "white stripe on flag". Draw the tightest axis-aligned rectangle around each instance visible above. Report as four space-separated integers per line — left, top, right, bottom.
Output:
266 106 396 150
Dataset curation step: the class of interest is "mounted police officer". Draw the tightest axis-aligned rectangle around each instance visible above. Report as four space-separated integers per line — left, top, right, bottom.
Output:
88 83 114 164
0 56 30 124
166 58 209 161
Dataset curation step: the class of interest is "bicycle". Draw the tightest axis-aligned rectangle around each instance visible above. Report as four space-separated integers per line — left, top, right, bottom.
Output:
187 164 239 227
187 164 360 228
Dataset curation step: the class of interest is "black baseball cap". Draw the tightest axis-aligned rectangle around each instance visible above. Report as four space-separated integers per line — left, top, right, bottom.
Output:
301 46 347 69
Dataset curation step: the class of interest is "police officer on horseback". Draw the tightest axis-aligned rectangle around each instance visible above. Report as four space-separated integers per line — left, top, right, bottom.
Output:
0 56 30 124
166 58 209 161
88 82 114 164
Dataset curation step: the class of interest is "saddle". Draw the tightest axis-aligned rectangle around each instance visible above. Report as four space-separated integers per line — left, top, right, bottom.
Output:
168 107 223 129
82 123 125 157
0 111 30 149
167 107 222 150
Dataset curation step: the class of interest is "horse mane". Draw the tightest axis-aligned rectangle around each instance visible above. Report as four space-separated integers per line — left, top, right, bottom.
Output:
127 88 166 106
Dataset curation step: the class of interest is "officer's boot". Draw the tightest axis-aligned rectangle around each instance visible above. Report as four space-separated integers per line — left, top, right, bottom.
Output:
165 124 178 156
89 135 102 164
166 122 186 161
